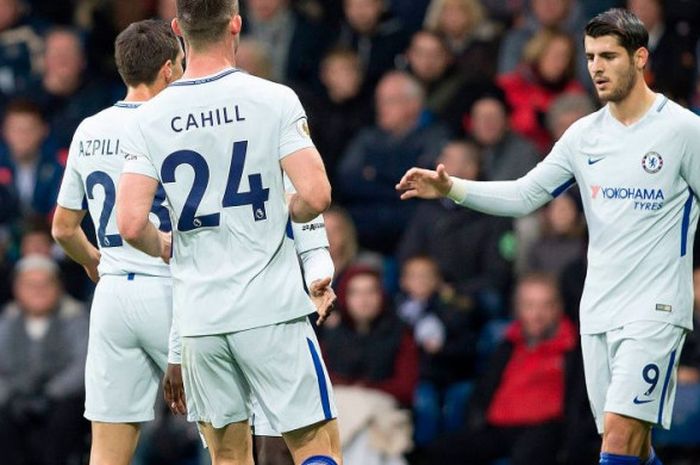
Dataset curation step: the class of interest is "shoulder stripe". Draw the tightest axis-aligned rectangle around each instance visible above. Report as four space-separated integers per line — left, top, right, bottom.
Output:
656 97 669 112
551 177 576 198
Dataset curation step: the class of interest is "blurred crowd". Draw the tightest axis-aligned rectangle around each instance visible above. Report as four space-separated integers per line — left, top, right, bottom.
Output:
1 0 700 464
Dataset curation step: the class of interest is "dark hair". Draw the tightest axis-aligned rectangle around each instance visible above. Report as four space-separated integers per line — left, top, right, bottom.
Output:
176 0 238 48
115 19 180 87
584 8 648 55
4 99 44 121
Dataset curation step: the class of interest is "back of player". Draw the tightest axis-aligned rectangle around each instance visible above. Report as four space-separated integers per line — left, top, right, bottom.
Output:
53 20 184 465
125 71 315 335
118 2 341 464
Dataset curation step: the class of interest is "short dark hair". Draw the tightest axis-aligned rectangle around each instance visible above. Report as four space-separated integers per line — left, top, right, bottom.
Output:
584 8 648 55
176 0 238 49
115 19 180 87
4 99 44 122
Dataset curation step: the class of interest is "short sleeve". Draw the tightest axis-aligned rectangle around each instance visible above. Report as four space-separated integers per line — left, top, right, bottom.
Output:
278 87 315 160
121 117 159 180
56 130 86 210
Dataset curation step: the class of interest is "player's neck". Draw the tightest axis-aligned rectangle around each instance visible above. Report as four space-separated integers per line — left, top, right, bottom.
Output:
124 84 160 103
182 43 236 80
608 83 657 127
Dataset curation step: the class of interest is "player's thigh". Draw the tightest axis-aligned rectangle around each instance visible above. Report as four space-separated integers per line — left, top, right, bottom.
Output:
605 321 686 430
89 422 140 465
199 420 253 465
227 317 338 435
181 334 250 429
129 276 173 371
85 276 163 423
581 332 611 434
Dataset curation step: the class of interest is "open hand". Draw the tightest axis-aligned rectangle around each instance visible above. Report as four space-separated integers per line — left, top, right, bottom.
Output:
395 164 453 200
309 277 336 326
163 363 186 415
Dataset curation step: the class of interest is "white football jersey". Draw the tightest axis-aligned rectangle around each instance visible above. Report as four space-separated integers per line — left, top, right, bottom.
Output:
450 94 700 334
122 68 317 336
57 102 171 277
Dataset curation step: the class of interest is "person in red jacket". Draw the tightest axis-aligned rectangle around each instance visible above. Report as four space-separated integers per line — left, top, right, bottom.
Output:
498 28 586 154
418 272 599 465
320 265 419 406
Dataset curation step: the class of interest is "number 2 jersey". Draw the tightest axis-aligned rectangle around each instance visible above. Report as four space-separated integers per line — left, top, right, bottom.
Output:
449 94 700 334
122 69 316 337
57 101 171 278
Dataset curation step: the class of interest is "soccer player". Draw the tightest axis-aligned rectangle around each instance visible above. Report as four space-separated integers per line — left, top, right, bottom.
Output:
396 8 699 465
115 1 341 465
52 19 184 465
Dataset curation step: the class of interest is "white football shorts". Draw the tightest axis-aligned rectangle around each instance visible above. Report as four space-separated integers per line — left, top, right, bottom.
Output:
581 320 687 433
84 274 173 422
182 316 337 433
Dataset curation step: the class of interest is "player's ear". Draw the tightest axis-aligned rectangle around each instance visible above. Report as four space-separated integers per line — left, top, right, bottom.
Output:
162 59 174 83
171 18 183 37
230 14 242 36
635 46 649 70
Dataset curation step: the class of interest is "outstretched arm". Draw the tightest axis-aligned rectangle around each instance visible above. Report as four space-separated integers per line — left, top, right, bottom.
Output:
397 136 577 217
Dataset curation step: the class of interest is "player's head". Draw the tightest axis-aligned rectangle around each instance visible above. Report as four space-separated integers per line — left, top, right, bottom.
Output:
173 0 241 52
514 273 563 341
584 8 649 103
115 19 184 92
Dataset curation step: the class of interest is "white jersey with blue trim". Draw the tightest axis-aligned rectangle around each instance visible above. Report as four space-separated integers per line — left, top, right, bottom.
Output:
449 94 700 334
121 68 316 336
57 102 172 278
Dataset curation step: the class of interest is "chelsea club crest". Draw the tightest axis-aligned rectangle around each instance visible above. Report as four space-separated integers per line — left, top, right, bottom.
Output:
642 152 663 174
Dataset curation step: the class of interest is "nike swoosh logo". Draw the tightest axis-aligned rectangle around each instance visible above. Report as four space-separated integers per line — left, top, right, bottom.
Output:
633 397 654 405
588 157 604 165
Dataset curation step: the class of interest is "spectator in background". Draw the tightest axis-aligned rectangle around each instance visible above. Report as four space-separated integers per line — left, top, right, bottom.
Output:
323 205 383 293
627 0 696 104
396 255 478 446
0 255 89 465
546 92 596 141
236 38 274 80
403 29 468 126
24 27 113 149
321 265 419 406
337 0 410 93
243 0 328 84
157 0 177 20
423 0 501 81
397 140 514 315
0 0 44 107
336 71 449 254
524 191 586 278
467 91 540 181
498 28 586 153
298 48 373 181
498 0 585 75
0 99 63 221
418 273 595 465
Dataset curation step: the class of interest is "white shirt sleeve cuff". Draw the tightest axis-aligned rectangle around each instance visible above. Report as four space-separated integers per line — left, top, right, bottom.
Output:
446 177 469 203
